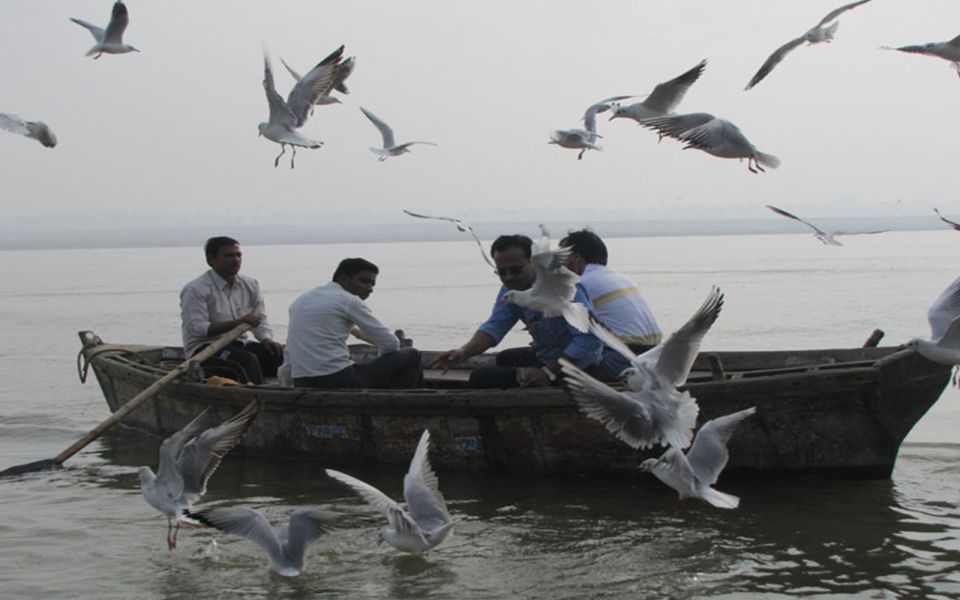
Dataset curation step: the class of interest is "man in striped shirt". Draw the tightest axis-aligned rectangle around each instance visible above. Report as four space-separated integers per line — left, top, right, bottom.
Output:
559 230 662 352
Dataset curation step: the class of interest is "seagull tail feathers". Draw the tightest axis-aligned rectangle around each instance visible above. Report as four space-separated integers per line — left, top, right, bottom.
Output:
701 487 740 509
757 152 780 169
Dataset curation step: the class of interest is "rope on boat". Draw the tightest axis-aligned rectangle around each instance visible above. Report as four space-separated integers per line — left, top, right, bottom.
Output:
77 347 91 383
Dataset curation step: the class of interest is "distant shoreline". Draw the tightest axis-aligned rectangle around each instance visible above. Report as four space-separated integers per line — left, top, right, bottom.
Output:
0 216 950 251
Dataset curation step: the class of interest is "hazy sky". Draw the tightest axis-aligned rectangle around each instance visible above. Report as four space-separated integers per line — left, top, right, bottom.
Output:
1 0 958 231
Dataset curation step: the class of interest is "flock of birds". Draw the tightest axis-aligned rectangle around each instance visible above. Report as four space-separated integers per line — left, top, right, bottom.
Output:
1 0 958 174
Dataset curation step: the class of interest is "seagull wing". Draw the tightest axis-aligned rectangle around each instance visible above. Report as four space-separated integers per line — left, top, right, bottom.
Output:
655 287 724 387
333 56 355 94
928 275 960 343
179 400 259 498
934 208 960 231
745 37 806 90
677 118 752 154
0 113 30 137
766 205 828 237
640 112 716 141
103 1 129 44
889 44 929 55
587 317 642 369
155 409 211 500
285 509 337 560
643 60 707 114
402 210 494 268
325 469 421 536
287 45 345 127
686 407 756 485
263 51 298 129
279 57 303 81
191 506 283 562
360 107 396 149
69 18 105 42
25 122 57 147
404 431 451 531
582 96 633 134
949 34 960 48
818 0 873 25
832 229 889 237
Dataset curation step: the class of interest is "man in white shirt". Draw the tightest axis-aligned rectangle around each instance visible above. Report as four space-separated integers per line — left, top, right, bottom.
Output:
559 230 662 352
286 258 423 388
180 236 284 384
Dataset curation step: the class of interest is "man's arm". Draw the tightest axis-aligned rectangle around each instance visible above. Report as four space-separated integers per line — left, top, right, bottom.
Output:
430 289 518 371
347 299 400 354
429 330 496 371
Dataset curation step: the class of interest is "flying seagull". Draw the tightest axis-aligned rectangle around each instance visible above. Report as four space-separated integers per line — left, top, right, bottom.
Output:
190 506 337 576
360 107 437 161
70 1 139 59
934 208 960 232
906 275 960 374
882 34 960 78
402 209 495 268
639 407 757 509
325 430 453 555
259 45 349 168
502 225 590 333
766 204 887 246
138 400 260 550
641 113 779 173
609 60 707 124
745 0 873 90
550 96 634 160
280 54 355 106
0 113 56 148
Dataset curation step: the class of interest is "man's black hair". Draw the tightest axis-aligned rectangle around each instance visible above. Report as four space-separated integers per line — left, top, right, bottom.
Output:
490 234 533 259
333 257 379 281
204 236 239 258
559 229 608 265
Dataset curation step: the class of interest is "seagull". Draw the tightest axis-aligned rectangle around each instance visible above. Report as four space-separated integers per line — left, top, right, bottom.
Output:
906 275 960 374
280 54 355 106
590 286 724 390
639 407 757 509
502 225 591 333
641 113 780 173
608 60 707 124
138 400 259 550
882 34 960 78
0 113 56 148
560 358 700 450
360 107 437 161
189 506 337 576
325 430 453 555
550 96 634 159
745 0 873 90
69 1 139 59
934 208 960 232
259 45 348 169
766 204 888 246
402 209 495 268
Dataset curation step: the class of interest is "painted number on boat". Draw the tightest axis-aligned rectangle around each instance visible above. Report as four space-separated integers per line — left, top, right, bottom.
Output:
307 424 347 439
454 436 480 451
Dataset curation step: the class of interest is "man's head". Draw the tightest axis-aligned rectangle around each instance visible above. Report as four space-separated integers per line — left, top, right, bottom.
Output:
333 258 379 300
205 236 242 281
559 229 607 275
490 234 535 291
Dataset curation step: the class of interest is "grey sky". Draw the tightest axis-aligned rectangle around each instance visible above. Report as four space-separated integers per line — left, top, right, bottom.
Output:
0 0 958 232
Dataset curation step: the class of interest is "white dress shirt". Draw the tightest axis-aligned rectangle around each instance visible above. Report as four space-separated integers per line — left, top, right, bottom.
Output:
579 263 662 345
286 281 400 378
180 270 275 357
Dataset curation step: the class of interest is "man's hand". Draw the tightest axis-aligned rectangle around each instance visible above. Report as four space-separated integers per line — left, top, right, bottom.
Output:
521 367 554 388
241 312 264 328
430 348 465 373
262 338 284 356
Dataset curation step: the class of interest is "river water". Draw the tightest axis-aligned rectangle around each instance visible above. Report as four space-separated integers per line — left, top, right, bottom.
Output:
1 231 958 598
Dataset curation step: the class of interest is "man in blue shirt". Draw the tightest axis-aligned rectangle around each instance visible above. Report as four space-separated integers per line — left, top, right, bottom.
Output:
431 234 628 388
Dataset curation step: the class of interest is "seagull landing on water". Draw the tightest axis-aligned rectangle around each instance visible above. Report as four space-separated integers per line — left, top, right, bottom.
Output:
639 407 757 510
138 400 260 550
360 107 437 161
744 0 873 90
502 225 591 333
0 113 56 148
934 208 960 232
906 275 960 381
280 54 355 107
259 45 349 169
641 113 779 174
766 204 888 246
401 209 495 268
70 1 139 59
549 96 634 160
189 506 337 576
608 60 707 125
882 34 960 78
325 430 453 555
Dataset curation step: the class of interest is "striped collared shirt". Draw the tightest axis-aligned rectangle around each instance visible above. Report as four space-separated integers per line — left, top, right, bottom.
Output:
579 263 662 345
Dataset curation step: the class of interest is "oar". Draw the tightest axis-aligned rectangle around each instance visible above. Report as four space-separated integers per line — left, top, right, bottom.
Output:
0 323 252 478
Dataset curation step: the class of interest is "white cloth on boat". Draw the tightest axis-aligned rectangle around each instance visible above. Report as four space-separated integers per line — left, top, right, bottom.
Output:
579 264 662 346
179 270 275 358
286 281 400 378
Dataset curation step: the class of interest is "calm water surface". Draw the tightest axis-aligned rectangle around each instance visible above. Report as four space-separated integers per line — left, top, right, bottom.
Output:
1 232 958 598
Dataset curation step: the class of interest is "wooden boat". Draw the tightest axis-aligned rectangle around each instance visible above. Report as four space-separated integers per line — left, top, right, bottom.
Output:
78 330 951 479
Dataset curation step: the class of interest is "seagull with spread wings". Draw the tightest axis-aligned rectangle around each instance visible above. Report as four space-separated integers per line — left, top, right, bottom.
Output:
608 60 707 124
259 45 348 168
882 34 960 78
402 210 495 268
0 113 56 148
745 0 873 90
766 204 888 246
70 1 139 59
360 107 436 161
280 54 355 107
549 96 634 160
325 430 452 555
138 400 260 550
641 113 780 173
906 275 960 374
